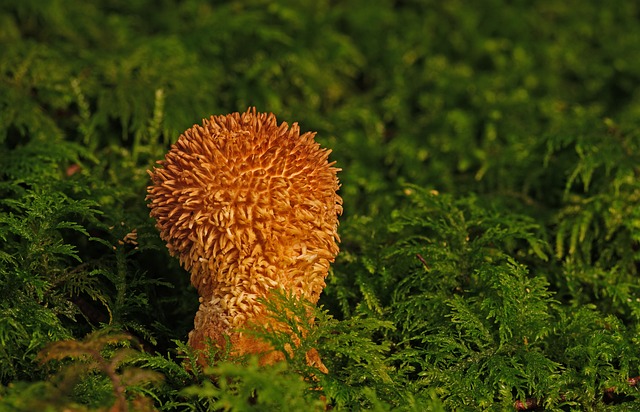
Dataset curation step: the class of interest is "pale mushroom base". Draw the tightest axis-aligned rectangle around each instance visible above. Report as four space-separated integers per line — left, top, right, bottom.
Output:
188 300 328 374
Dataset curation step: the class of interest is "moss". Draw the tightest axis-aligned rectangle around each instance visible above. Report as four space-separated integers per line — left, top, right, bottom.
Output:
1 0 640 410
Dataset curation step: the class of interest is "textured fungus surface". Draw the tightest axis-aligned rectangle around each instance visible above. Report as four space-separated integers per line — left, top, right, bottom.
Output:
147 108 341 369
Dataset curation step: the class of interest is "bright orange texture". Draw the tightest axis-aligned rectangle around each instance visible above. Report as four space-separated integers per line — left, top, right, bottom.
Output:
147 108 341 370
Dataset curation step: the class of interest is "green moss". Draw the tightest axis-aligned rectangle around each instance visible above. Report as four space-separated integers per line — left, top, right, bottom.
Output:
1 0 640 410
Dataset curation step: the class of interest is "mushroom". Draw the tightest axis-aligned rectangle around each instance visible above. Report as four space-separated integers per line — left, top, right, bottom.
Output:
147 108 341 371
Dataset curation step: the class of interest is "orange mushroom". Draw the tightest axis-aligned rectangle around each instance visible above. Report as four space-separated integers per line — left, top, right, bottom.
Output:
147 108 341 371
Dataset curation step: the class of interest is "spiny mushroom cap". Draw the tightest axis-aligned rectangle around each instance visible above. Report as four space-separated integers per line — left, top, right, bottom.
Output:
147 108 342 333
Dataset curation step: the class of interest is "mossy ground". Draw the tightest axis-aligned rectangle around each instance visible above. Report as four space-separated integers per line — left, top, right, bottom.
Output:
1 1 640 410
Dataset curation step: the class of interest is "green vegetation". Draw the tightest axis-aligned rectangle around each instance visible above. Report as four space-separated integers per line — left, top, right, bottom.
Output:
1 0 640 410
